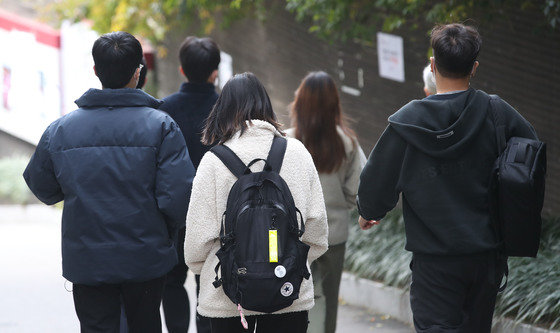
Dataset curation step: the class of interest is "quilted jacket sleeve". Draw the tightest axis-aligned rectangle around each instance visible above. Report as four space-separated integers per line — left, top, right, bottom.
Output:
23 125 64 205
155 119 195 237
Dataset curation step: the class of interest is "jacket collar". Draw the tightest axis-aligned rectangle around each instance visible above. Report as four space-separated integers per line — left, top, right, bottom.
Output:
179 82 216 94
229 119 283 142
75 88 163 109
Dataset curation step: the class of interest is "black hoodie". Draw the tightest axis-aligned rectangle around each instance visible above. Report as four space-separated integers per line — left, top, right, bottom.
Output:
357 88 537 255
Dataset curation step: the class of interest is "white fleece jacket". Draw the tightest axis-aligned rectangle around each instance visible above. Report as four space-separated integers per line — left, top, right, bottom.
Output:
184 120 329 318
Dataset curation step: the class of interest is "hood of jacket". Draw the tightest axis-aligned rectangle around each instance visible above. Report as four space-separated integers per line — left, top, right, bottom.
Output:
388 88 491 159
75 88 163 109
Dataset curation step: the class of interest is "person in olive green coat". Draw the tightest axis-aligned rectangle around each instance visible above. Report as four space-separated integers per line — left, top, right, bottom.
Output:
287 71 366 333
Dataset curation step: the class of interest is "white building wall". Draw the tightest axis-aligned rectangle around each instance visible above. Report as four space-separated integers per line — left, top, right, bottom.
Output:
0 29 61 144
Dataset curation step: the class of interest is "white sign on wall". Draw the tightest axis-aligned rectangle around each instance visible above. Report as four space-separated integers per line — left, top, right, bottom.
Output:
218 51 233 90
377 32 405 83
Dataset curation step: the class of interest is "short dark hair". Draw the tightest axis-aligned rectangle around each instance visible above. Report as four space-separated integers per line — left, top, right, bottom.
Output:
136 57 148 89
430 23 481 78
92 31 143 89
202 72 283 145
179 36 220 83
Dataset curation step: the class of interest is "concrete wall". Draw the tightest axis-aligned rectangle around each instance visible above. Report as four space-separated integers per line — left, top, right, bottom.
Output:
0 129 35 159
155 3 560 215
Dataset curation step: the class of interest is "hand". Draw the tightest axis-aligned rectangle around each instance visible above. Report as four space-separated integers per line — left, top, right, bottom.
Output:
358 216 379 230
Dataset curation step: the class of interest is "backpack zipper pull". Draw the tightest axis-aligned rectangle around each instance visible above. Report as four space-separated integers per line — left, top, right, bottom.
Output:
238 304 248 329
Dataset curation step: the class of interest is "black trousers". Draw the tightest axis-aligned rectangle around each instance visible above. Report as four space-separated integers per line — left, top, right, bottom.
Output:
161 228 212 333
210 311 308 333
409 251 506 333
162 227 190 333
195 274 212 333
73 275 166 333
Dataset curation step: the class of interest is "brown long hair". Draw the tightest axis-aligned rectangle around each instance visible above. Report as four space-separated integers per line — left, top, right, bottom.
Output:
202 72 283 145
290 71 356 173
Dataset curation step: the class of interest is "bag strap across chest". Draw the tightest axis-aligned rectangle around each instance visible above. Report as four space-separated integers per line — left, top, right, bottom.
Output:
488 95 507 152
210 136 287 177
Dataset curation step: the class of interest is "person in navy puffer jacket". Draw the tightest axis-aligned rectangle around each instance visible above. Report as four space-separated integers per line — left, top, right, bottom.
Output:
23 31 195 333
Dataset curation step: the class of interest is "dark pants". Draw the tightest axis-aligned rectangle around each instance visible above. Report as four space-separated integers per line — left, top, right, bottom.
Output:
409 251 506 333
73 275 166 333
162 228 190 333
309 242 346 333
195 274 212 333
210 311 308 333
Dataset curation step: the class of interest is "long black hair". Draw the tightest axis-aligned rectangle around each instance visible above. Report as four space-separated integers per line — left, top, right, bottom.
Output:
202 72 283 145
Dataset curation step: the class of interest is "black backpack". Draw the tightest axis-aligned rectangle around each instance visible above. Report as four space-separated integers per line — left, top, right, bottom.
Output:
489 96 547 258
210 136 311 314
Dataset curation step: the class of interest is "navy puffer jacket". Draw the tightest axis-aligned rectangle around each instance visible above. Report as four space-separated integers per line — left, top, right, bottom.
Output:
23 88 195 285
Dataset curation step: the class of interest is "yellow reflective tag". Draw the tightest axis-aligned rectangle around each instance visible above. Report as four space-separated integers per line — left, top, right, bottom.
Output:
269 230 278 262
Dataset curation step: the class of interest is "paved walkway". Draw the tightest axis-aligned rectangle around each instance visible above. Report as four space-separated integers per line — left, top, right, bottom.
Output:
0 205 412 332
337 302 413 332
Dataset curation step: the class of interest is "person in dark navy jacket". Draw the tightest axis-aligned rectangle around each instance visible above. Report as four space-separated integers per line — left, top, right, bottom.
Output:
23 31 195 333
158 36 220 333
161 36 220 170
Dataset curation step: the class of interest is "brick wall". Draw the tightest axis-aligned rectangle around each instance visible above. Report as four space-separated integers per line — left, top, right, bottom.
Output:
157 4 559 214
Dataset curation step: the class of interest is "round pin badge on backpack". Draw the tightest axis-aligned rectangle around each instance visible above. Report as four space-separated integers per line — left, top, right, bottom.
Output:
274 265 286 278
281 282 293 297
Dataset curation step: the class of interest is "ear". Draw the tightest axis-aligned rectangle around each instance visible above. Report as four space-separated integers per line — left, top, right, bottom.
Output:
470 61 479 78
207 69 218 84
93 65 98 77
430 57 435 73
134 67 141 81
179 66 185 77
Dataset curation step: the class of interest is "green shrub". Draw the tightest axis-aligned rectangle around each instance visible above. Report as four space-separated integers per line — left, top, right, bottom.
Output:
495 216 560 329
0 156 34 204
344 209 411 288
344 210 560 329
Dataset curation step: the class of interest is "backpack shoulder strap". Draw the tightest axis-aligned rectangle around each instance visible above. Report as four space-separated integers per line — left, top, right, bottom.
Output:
266 136 287 173
489 95 507 152
210 144 249 178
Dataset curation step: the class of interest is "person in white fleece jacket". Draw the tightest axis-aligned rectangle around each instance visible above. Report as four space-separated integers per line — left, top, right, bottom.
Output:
184 72 328 333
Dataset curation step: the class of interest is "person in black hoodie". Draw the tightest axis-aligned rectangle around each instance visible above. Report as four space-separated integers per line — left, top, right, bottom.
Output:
158 36 220 333
357 23 538 332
